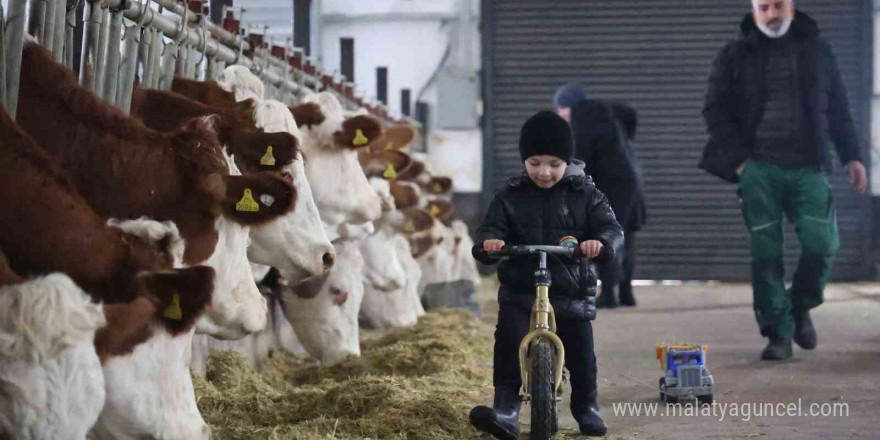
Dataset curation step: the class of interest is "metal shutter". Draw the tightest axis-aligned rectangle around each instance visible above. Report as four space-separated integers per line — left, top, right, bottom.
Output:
481 0 872 281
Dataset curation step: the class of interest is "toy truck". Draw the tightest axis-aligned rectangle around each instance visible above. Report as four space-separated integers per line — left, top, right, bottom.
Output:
655 343 714 405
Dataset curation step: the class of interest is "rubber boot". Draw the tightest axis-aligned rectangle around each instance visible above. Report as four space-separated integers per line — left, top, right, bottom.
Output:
760 337 793 360
469 386 520 440
596 285 618 309
793 309 817 350
618 281 636 307
573 390 607 436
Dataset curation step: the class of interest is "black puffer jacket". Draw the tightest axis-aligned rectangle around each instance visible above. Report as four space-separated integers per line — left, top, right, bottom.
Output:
473 161 624 320
699 11 864 183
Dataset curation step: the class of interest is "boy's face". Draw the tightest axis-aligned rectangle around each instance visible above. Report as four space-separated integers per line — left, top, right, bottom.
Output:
525 155 567 189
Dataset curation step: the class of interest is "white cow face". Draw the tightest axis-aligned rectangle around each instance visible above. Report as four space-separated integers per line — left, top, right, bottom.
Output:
359 225 406 292
359 233 424 330
249 100 335 281
450 220 481 287
300 93 382 229
92 328 210 440
369 177 395 212
0 274 106 440
215 65 265 102
280 240 364 366
195 154 268 340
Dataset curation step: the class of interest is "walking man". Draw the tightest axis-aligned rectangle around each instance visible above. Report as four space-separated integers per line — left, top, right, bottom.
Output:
699 0 867 360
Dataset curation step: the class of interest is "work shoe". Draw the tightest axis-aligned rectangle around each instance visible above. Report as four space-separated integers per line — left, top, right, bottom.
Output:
760 337 793 360
469 386 520 440
618 281 636 307
573 391 607 437
793 309 817 350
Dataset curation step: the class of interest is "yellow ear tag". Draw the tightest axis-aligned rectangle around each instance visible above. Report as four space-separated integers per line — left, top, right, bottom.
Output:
353 129 369 146
404 220 416 233
163 292 183 321
260 146 276 166
383 163 397 180
429 204 441 218
235 188 260 212
432 183 443 193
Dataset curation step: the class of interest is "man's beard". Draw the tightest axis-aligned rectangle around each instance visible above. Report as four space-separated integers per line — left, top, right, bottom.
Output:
756 17 793 38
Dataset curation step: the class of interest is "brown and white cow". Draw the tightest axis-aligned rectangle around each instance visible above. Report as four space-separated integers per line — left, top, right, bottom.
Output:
0 106 216 440
17 43 292 340
215 65 266 102
171 76 237 108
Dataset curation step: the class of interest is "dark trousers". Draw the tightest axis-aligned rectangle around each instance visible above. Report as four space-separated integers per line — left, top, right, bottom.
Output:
620 229 637 291
493 300 598 413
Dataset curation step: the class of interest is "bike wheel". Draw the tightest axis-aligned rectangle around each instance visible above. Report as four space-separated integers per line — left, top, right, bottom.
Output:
530 338 557 440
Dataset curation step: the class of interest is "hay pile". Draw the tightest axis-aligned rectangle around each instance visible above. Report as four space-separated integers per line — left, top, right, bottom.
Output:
193 309 497 440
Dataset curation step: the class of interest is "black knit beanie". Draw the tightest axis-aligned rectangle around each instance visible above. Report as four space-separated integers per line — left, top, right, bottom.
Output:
519 110 573 163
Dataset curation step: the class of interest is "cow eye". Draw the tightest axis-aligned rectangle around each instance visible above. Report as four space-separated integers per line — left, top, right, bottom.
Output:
281 171 294 184
330 287 342 295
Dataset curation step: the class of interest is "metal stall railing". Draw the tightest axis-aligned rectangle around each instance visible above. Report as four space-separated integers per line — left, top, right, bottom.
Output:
3 0 421 128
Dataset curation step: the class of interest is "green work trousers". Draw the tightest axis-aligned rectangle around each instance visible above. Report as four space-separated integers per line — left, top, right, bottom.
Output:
738 160 839 339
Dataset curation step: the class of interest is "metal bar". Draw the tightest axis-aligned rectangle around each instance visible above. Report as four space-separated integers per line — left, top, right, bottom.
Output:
44 0 57 52
28 0 47 44
6 0 29 116
140 27 154 88
148 26 161 88
157 41 176 90
175 43 186 76
103 11 123 102
0 4 7 110
52 0 66 62
116 23 137 111
78 0 101 90
64 1 76 67
93 6 110 95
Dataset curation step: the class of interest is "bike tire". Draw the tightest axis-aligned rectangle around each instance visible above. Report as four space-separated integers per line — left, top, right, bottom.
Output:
530 338 557 440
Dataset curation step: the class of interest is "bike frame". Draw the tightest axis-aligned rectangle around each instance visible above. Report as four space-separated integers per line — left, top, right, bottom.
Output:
518 250 566 397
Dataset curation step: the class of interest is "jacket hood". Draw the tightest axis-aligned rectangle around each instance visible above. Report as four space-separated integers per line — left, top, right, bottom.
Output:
740 10 819 43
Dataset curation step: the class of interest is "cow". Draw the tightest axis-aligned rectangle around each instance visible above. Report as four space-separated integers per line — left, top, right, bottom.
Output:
171 76 237 108
281 239 365 366
17 42 290 340
215 65 265 102
298 92 385 237
359 226 424 330
0 106 215 440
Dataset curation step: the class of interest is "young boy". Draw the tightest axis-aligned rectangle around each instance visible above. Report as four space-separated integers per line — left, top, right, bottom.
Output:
470 110 623 439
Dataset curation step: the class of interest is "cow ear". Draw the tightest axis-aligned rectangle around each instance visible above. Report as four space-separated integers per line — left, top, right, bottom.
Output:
423 176 453 195
385 125 416 150
393 208 435 235
218 172 297 226
425 200 456 225
389 182 420 210
333 115 384 150
289 102 326 128
229 130 299 171
362 150 412 180
409 235 436 259
145 266 215 336
395 160 426 181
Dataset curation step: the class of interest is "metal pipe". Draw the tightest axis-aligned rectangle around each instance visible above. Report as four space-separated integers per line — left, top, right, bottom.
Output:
6 0 29 116
44 0 56 52
0 4 7 110
52 0 66 62
140 27 155 88
64 0 76 68
103 11 124 102
28 0 47 44
175 44 186 77
79 0 102 90
116 23 138 111
158 41 176 90
93 6 110 95
148 26 161 88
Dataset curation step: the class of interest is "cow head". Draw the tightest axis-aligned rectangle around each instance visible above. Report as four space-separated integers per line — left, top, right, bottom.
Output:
91 267 215 440
368 177 395 212
280 239 364 366
359 225 407 292
0 273 107 440
248 99 336 281
414 221 458 295
216 65 265 102
298 93 383 229
359 234 425 330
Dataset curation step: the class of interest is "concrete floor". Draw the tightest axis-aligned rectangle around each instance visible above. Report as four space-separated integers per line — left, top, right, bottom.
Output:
475 279 880 440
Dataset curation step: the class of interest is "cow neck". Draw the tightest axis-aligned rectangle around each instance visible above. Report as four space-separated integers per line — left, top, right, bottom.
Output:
17 44 224 265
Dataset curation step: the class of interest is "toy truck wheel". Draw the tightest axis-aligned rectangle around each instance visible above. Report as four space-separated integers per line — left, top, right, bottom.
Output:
698 394 713 406
659 378 678 404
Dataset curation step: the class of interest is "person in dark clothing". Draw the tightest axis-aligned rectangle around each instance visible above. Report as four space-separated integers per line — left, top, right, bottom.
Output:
469 110 624 439
555 83 645 307
699 0 868 361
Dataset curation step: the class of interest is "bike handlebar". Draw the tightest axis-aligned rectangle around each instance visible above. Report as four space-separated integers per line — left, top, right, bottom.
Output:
474 243 613 264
